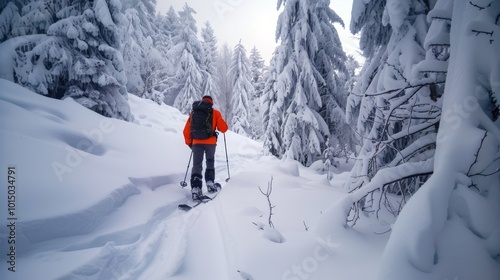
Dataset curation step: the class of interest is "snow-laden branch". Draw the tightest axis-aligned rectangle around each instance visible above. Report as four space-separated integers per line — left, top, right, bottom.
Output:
363 80 445 97
387 133 437 167
318 158 434 230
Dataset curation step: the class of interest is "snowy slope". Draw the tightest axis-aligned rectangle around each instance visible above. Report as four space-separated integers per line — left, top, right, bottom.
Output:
0 79 386 280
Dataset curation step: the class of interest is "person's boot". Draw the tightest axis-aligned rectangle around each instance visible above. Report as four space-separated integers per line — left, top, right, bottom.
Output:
190 174 203 200
205 169 217 193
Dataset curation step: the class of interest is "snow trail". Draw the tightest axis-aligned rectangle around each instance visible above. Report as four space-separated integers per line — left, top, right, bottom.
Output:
55 179 190 279
55 138 261 279
213 195 241 279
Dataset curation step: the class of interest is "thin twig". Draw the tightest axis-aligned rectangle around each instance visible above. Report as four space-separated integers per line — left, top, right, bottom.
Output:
259 177 275 228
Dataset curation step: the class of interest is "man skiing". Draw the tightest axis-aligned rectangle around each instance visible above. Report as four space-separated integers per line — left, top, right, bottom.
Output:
183 96 228 200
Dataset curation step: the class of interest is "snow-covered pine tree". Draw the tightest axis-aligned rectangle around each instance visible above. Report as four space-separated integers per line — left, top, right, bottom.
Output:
142 36 166 104
2 0 132 120
120 0 159 98
0 1 19 42
55 0 131 120
229 41 253 136
121 6 148 96
264 0 349 166
314 0 355 166
121 1 170 104
249 46 265 87
9 0 53 37
161 6 180 58
200 21 219 98
379 1 500 278
168 3 204 113
1 0 61 95
150 6 177 104
249 46 266 139
120 0 156 15
345 0 437 221
340 54 360 158
263 47 285 157
215 43 233 121
344 55 359 102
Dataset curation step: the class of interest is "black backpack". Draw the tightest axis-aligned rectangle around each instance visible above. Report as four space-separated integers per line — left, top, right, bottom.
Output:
190 100 215 140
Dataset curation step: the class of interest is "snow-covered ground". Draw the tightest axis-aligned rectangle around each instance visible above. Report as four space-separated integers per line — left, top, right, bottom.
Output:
0 79 387 279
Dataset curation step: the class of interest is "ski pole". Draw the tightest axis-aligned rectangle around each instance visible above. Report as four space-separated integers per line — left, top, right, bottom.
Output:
224 133 230 182
180 150 193 187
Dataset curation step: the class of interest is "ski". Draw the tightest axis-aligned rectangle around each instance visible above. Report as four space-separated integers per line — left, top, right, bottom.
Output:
178 183 221 211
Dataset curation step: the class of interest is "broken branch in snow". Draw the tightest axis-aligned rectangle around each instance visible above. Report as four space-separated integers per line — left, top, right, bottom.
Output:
471 29 495 44
471 29 494 37
469 1 492 10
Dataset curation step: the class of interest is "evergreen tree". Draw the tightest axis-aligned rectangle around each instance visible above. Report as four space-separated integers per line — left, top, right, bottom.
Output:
229 41 253 136
249 46 265 87
249 46 266 139
263 47 285 157
315 0 354 165
2 0 132 120
168 3 204 113
215 43 233 119
0 1 20 42
142 35 166 104
264 0 349 166
151 5 179 63
121 6 148 96
338 54 360 158
120 0 157 16
200 21 218 98
152 7 177 104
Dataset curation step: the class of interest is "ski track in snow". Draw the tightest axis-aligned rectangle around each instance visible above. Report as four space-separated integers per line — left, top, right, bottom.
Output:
57 182 245 279
12 157 258 280
10 174 184 279
61 180 235 279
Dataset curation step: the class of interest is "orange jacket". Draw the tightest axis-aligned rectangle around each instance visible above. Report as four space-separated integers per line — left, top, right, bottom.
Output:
183 108 228 146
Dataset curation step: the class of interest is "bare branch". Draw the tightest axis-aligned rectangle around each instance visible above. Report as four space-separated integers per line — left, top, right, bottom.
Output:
429 17 451 21
467 132 488 176
364 81 445 97
303 221 309 231
469 1 492 10
471 29 495 44
259 177 275 228
466 132 500 177
471 29 494 37
385 62 408 84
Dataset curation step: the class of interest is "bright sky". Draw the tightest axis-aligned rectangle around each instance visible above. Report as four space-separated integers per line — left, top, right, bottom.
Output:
156 0 358 63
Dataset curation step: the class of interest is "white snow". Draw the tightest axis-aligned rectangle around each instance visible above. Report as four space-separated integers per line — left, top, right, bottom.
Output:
0 78 388 279
2 73 498 279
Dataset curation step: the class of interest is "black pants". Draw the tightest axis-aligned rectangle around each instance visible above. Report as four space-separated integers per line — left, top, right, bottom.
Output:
191 144 216 185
